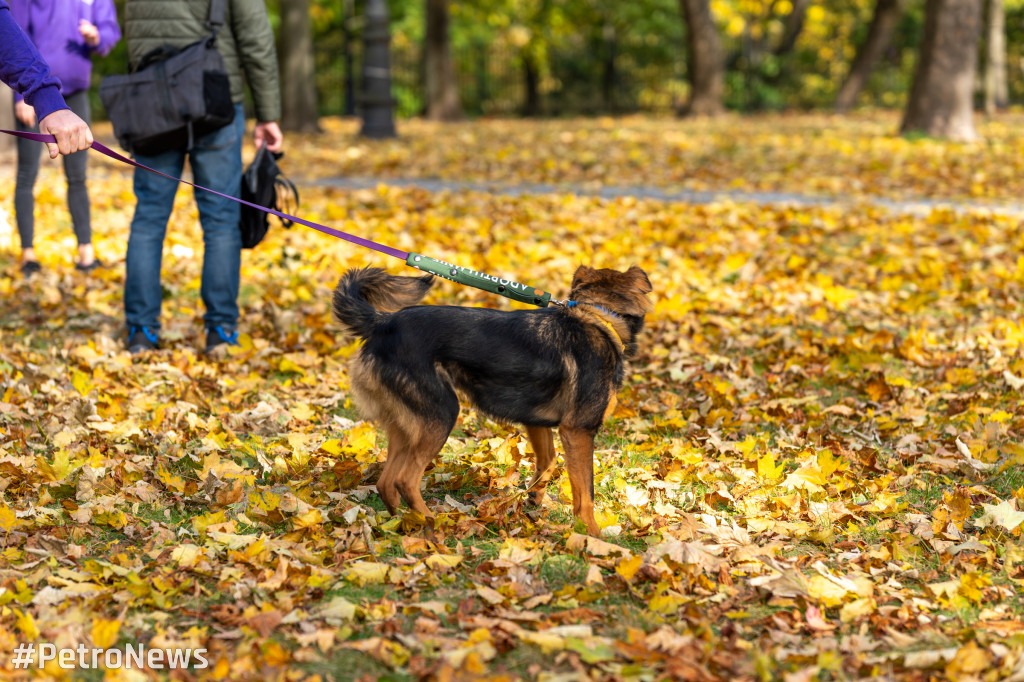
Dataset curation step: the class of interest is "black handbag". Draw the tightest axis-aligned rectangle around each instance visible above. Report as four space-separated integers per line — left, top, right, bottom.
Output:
239 143 299 249
99 0 234 156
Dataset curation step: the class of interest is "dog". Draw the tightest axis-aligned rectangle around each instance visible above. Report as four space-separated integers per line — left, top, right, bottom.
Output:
331 264 652 536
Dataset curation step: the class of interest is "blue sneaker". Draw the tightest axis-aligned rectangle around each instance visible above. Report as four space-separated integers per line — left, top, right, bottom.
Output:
127 326 159 354
205 325 239 356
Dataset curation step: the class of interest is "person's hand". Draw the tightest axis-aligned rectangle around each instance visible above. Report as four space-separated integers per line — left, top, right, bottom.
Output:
78 19 100 47
15 100 36 128
254 121 283 153
38 109 93 158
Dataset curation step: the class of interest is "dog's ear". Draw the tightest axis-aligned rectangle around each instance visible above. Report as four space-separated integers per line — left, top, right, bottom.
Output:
571 265 598 290
625 265 653 294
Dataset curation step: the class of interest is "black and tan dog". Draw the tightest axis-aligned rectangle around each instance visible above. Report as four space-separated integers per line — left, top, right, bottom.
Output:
331 264 652 536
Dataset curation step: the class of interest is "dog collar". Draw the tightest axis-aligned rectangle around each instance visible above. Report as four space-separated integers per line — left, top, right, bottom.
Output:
563 301 626 352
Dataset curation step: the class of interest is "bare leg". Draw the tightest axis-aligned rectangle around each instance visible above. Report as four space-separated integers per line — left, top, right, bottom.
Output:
558 425 600 536
525 425 557 505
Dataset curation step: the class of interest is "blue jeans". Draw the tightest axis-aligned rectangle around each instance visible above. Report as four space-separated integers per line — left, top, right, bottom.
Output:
124 104 245 332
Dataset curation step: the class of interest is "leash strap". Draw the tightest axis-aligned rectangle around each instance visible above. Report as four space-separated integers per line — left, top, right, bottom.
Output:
1 129 555 307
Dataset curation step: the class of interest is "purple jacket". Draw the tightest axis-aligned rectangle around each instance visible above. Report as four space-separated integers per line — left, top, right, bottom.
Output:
0 0 66 119
11 0 120 99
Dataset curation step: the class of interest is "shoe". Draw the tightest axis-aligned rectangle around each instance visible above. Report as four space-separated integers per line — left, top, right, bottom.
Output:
205 325 239 356
20 261 41 278
75 259 102 273
127 326 159 354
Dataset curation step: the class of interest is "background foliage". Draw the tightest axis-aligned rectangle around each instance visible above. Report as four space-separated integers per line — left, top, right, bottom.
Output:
95 0 1024 118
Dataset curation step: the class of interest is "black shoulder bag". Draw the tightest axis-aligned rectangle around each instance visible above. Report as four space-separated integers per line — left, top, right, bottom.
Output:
239 143 299 249
99 0 234 156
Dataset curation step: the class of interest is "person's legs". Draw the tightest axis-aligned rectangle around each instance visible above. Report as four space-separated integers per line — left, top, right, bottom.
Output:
124 148 186 340
61 91 95 267
189 105 244 341
14 104 41 268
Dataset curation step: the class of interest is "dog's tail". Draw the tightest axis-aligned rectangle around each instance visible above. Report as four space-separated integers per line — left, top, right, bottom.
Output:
332 267 434 339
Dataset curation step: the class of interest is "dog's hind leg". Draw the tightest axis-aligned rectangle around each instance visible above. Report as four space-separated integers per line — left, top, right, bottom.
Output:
392 382 459 520
393 421 452 519
558 425 601 537
376 425 410 516
525 426 557 506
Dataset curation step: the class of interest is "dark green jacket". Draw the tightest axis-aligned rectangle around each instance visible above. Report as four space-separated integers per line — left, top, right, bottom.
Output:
124 0 280 123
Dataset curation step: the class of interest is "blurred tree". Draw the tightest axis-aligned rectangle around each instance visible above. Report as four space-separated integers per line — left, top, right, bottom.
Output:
983 0 1008 113
835 0 908 113
361 0 397 137
424 0 463 120
679 0 724 115
279 0 321 132
900 0 981 141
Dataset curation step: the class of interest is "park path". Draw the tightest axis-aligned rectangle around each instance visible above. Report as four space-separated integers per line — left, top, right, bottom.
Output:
316 175 1024 218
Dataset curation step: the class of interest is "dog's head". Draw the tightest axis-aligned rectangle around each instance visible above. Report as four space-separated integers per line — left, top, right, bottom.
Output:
569 265 653 352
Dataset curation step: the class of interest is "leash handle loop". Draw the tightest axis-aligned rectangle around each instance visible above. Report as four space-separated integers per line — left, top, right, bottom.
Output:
406 253 552 307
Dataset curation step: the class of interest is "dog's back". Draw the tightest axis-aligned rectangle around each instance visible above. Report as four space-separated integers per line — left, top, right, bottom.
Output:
332 267 434 339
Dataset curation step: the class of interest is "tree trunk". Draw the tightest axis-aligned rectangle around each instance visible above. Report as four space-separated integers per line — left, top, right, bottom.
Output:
835 0 906 113
279 0 320 133
900 0 981 142
522 51 542 117
773 0 811 58
678 0 724 116
601 23 617 113
424 0 463 121
984 0 1008 114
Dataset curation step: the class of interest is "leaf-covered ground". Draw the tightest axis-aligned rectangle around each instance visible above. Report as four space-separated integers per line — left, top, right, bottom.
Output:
1 114 1024 681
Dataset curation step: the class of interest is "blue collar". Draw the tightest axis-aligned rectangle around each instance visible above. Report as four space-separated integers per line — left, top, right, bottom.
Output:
564 300 620 319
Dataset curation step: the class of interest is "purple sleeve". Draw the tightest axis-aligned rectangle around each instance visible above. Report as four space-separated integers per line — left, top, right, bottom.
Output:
92 0 121 57
0 1 67 119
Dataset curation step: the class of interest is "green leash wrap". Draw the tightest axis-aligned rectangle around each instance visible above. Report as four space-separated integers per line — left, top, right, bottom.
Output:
406 253 553 307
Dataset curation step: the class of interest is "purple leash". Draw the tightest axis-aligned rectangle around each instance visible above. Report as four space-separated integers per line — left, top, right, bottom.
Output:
0 129 409 260
0 129 556 307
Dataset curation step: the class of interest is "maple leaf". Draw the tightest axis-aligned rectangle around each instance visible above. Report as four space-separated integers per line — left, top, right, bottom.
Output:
976 500 1024 532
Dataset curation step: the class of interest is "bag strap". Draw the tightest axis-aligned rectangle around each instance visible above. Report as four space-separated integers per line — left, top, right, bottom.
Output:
207 0 227 32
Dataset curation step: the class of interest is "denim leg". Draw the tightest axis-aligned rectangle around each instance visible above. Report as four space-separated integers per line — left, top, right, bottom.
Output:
189 105 244 329
124 149 186 331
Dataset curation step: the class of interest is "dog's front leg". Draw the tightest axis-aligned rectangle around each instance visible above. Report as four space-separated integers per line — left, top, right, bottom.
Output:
525 425 558 505
558 425 601 537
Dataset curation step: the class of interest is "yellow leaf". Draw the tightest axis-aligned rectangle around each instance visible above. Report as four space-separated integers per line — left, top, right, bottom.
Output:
291 508 323 530
71 369 91 396
91 618 121 649
757 453 784 481
346 562 391 586
290 402 315 422
278 358 306 375
16 610 38 639
839 597 876 623
647 591 687 613
320 439 342 455
340 423 379 462
615 554 643 582
424 554 463 570
0 504 19 533
193 511 227 534
959 572 990 604
156 464 186 493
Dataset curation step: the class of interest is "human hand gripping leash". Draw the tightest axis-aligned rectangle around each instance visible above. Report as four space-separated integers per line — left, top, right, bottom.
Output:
1 129 556 308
